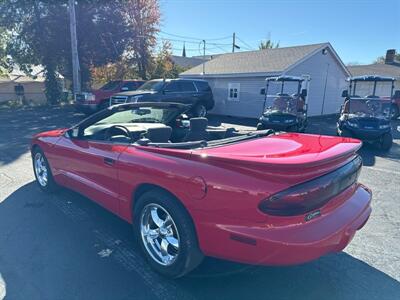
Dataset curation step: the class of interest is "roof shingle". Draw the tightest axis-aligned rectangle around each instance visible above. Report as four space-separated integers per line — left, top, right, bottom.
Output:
181 43 328 76
348 63 400 79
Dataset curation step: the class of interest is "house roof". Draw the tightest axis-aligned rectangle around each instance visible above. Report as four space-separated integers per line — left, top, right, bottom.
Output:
171 55 207 69
181 43 334 77
348 63 400 79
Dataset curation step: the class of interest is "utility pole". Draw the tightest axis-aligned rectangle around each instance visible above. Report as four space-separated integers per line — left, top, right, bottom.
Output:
232 32 236 53
69 0 81 95
202 39 206 75
232 32 240 52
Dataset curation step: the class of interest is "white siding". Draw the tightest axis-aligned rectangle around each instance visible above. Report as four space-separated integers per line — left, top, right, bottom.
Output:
205 76 269 118
287 48 348 116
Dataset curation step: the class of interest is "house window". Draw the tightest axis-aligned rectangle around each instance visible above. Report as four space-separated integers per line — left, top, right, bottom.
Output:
228 83 240 101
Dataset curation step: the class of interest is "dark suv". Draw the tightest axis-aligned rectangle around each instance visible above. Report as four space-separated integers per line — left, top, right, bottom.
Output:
109 78 214 117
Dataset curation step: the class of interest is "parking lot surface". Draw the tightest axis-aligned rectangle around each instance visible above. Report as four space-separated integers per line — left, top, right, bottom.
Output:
0 105 399 300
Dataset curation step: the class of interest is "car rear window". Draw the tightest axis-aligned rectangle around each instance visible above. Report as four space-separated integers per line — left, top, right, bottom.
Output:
194 81 211 92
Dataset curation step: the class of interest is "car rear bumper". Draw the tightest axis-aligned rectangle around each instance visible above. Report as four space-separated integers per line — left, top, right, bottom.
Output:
195 184 372 265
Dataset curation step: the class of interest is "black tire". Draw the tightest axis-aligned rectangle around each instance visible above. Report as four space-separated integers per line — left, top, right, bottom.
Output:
381 132 393 151
192 103 207 118
133 189 204 278
391 104 399 120
32 147 58 192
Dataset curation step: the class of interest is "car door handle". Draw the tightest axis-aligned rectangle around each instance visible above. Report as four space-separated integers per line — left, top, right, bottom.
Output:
103 157 115 166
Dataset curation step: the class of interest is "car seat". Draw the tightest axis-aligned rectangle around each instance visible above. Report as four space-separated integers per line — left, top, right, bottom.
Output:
146 127 172 143
183 118 208 142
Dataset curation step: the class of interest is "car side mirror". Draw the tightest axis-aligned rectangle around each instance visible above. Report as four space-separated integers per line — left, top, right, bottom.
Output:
341 90 348 98
260 88 266 95
120 87 129 91
301 89 307 98
394 90 400 98
66 127 79 139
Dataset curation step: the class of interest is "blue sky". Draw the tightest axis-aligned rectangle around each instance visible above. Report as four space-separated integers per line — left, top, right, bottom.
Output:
159 0 400 64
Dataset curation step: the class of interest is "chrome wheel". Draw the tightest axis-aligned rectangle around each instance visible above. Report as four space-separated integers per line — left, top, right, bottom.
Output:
140 203 180 266
34 152 48 187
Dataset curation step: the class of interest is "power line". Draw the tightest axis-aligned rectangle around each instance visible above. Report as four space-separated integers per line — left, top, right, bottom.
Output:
159 30 232 42
236 36 256 50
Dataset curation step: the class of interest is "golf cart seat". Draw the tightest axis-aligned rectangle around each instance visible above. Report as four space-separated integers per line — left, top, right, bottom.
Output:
366 95 379 98
146 126 172 143
276 93 290 97
183 118 208 142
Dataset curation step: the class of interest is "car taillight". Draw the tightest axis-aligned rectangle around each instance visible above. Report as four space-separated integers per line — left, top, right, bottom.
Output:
258 156 362 216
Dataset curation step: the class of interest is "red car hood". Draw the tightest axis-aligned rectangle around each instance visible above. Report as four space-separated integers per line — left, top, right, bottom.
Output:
192 133 362 183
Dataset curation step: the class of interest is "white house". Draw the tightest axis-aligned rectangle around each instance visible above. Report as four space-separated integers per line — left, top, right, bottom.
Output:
180 42 350 118
348 49 400 97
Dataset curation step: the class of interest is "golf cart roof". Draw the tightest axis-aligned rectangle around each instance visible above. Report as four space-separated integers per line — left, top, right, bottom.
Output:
266 75 304 82
348 75 395 82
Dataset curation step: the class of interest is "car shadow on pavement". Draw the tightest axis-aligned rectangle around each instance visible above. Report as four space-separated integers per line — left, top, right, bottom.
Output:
1 182 399 300
0 105 83 166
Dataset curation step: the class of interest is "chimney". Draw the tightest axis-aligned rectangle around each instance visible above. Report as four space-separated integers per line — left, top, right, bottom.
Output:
385 49 396 64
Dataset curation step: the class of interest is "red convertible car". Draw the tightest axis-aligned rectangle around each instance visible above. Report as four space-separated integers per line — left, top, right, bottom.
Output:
31 102 372 278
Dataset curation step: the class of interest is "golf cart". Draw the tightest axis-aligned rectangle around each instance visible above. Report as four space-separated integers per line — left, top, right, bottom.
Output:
257 75 309 132
337 75 395 150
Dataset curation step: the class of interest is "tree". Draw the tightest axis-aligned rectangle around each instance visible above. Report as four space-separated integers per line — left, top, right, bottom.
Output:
259 39 279 50
149 41 186 79
0 0 141 103
123 0 160 80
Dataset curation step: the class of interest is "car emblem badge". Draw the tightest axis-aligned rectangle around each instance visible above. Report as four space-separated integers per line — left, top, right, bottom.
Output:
305 210 321 222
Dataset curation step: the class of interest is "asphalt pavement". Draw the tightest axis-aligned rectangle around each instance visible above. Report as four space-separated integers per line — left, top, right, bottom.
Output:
0 105 399 300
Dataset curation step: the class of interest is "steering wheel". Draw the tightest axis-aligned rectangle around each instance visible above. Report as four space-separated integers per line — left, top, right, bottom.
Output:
104 125 132 141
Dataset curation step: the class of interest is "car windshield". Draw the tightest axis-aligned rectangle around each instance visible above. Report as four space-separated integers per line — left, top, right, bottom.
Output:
94 106 181 125
100 81 122 91
137 80 165 91
264 95 303 116
347 98 391 119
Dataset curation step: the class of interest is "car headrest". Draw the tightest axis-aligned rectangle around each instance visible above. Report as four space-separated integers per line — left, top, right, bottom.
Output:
189 118 208 131
146 126 172 143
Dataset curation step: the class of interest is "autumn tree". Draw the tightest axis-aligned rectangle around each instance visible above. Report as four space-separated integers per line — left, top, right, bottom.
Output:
123 0 160 80
0 0 160 103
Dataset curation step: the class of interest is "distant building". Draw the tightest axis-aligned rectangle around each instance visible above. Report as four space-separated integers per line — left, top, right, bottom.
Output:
0 65 64 104
181 42 350 117
348 49 400 94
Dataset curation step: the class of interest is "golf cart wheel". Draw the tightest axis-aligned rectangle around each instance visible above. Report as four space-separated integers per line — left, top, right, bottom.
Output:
340 129 353 138
391 104 399 120
192 103 207 118
381 133 393 150
134 189 204 278
256 123 265 130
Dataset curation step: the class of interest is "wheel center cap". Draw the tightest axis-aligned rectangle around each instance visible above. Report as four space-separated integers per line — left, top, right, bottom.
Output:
159 227 168 236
